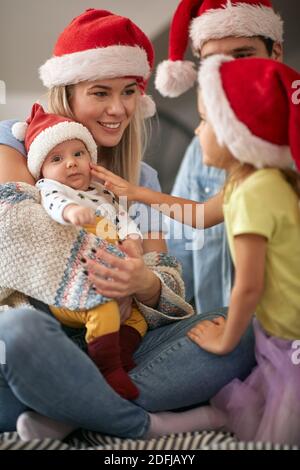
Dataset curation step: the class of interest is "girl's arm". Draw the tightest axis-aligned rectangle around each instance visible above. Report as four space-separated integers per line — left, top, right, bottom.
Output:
91 164 224 229
188 234 267 354
128 186 224 230
0 145 35 185
221 234 267 352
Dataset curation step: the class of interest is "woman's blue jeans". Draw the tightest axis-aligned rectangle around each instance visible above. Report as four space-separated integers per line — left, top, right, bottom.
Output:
0 307 255 438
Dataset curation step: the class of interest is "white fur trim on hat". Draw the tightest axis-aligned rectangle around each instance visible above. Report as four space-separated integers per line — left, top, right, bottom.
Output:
39 46 151 88
139 94 156 118
198 55 293 169
191 2 284 51
12 121 29 141
155 60 197 98
27 122 98 179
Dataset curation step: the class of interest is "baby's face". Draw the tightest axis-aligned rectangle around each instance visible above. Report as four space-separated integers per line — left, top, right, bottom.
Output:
41 139 92 190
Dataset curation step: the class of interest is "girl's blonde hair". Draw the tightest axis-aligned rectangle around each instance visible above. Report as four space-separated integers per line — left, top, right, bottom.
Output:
225 162 300 199
224 162 256 196
47 85 148 186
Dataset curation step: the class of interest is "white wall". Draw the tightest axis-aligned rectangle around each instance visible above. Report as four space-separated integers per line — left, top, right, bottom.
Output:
0 0 178 119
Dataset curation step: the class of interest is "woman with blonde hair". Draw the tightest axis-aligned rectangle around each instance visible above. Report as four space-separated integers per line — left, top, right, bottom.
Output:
0 9 255 441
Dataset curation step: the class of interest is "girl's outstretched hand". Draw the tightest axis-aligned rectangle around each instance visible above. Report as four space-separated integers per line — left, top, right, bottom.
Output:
90 164 138 200
187 316 228 355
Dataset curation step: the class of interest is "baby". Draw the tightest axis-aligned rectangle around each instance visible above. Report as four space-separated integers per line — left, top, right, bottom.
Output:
12 103 147 400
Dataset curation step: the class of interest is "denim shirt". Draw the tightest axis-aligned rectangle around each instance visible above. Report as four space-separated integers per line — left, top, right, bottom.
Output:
0 119 168 236
167 137 233 314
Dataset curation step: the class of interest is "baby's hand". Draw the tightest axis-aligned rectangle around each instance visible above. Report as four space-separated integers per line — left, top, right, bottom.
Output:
121 236 143 257
63 204 96 226
90 164 138 200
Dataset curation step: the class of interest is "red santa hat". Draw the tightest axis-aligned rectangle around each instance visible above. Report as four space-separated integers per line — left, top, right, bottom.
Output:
39 9 156 118
198 56 300 170
11 103 98 179
155 0 284 98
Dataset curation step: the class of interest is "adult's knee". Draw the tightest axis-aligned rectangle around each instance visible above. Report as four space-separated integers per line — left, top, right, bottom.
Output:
0 307 59 351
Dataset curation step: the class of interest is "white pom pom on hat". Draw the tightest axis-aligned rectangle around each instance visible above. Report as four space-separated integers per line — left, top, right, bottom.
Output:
155 60 197 98
139 94 156 118
11 121 29 141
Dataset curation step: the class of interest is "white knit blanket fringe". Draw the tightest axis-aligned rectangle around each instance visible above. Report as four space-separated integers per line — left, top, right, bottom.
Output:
0 182 194 328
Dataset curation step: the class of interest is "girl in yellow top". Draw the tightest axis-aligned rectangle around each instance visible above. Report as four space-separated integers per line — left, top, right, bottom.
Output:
92 56 300 445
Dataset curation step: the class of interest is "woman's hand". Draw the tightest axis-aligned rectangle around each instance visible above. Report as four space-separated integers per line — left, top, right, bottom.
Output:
187 316 228 355
85 238 159 302
90 163 138 200
122 236 143 257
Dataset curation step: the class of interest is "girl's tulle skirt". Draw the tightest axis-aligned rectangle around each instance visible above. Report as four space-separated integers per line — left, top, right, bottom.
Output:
212 319 300 445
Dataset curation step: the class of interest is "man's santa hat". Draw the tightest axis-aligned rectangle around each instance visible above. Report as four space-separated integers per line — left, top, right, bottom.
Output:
155 0 284 98
12 103 98 179
39 9 156 118
198 56 300 170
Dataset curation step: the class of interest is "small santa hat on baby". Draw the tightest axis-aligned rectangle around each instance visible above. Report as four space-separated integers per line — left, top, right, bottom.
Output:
12 103 98 179
155 0 283 98
198 55 300 170
39 8 156 118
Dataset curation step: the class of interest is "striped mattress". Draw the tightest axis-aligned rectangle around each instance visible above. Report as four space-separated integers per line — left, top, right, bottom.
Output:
0 430 298 450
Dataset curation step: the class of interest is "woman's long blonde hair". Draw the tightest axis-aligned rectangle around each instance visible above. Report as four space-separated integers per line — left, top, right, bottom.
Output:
48 85 149 186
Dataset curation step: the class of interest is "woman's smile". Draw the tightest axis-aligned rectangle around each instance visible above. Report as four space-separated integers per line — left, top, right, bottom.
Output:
98 121 122 132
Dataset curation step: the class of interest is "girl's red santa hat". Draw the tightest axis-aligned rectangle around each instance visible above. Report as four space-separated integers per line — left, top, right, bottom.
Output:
12 103 98 179
198 55 300 170
155 0 283 98
39 9 156 118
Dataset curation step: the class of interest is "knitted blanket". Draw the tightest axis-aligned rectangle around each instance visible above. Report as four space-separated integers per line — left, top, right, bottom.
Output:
0 182 194 327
